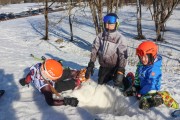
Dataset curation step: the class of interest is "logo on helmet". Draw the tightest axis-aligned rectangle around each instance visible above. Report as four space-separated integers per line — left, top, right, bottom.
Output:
48 70 55 77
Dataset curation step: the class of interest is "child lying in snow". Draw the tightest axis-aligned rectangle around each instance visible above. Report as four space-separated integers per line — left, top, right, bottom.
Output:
19 59 87 107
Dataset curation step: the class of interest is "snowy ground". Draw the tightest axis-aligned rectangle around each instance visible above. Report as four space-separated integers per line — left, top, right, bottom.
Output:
0 3 179 120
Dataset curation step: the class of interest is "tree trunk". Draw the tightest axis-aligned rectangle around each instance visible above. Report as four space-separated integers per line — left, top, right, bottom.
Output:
96 0 103 33
110 0 115 13
153 0 162 41
115 0 120 14
69 14 73 41
44 0 49 40
106 0 110 13
136 0 145 40
89 0 99 35
69 0 73 41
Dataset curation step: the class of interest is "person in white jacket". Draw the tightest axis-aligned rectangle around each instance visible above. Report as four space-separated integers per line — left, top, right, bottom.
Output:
85 13 128 90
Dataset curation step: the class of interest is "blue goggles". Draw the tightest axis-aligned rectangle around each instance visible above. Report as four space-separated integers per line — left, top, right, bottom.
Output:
103 16 117 24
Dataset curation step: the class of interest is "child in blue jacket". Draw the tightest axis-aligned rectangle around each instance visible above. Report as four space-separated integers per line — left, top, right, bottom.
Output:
124 41 163 110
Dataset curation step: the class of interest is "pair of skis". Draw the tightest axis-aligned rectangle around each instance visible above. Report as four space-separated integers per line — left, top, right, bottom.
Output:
157 91 179 118
157 91 179 109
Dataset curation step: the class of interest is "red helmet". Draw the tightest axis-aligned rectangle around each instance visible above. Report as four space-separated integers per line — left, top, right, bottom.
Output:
136 41 158 59
40 59 63 81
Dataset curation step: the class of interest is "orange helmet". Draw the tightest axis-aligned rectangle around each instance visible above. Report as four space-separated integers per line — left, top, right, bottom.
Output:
40 59 63 81
136 41 158 59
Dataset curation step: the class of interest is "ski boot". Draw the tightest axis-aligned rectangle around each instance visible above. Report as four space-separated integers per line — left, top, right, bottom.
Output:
139 93 163 110
152 93 164 107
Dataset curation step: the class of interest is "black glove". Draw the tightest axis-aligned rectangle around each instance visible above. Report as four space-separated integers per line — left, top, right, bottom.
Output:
123 86 137 96
19 78 26 86
64 97 79 107
123 86 142 99
85 61 94 79
114 73 124 86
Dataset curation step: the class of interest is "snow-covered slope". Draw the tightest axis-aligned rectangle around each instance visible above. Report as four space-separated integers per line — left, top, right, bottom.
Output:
0 3 179 120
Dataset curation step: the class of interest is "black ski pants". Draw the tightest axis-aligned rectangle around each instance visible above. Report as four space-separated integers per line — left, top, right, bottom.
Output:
55 68 76 93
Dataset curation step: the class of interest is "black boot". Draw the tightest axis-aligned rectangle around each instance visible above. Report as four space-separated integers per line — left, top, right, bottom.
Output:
152 94 163 107
139 93 163 110
139 95 151 110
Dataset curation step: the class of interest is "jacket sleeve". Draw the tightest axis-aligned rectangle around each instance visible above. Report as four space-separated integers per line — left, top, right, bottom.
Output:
134 62 141 88
41 85 64 106
140 67 162 95
117 35 128 71
25 73 32 84
25 64 38 84
90 34 101 63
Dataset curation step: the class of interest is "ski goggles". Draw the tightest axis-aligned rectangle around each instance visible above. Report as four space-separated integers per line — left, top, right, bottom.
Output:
103 15 117 24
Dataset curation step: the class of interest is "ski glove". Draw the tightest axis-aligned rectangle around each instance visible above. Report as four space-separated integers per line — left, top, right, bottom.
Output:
123 86 137 96
64 97 79 107
19 78 26 86
123 86 141 99
114 73 124 87
85 61 94 79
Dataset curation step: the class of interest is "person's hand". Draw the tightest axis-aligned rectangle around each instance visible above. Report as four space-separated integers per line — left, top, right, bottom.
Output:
136 93 142 100
85 61 94 79
64 97 79 107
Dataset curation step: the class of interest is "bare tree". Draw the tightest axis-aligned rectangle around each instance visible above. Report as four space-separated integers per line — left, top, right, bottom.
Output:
135 0 145 39
89 0 103 35
152 0 179 41
68 0 74 41
115 0 120 13
106 0 120 14
43 0 49 40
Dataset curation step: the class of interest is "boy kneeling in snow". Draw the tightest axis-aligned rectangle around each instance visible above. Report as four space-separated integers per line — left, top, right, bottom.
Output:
19 59 86 107
123 41 163 110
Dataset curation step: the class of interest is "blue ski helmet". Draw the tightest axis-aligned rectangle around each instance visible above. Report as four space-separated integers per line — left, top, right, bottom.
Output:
103 13 120 32
103 13 119 24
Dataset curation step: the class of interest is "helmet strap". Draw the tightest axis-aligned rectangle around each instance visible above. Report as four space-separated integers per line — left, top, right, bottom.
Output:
104 22 117 32
138 54 155 65
147 54 155 65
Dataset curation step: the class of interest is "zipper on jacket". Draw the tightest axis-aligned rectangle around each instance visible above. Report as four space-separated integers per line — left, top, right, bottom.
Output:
104 43 109 56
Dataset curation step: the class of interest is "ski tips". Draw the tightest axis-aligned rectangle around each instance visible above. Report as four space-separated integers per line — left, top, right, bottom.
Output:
171 110 180 118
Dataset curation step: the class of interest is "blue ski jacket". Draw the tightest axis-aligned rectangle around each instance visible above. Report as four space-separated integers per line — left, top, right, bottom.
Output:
134 55 162 95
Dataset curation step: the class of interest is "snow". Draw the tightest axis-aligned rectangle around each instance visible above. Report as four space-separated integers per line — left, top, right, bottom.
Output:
0 3 179 120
